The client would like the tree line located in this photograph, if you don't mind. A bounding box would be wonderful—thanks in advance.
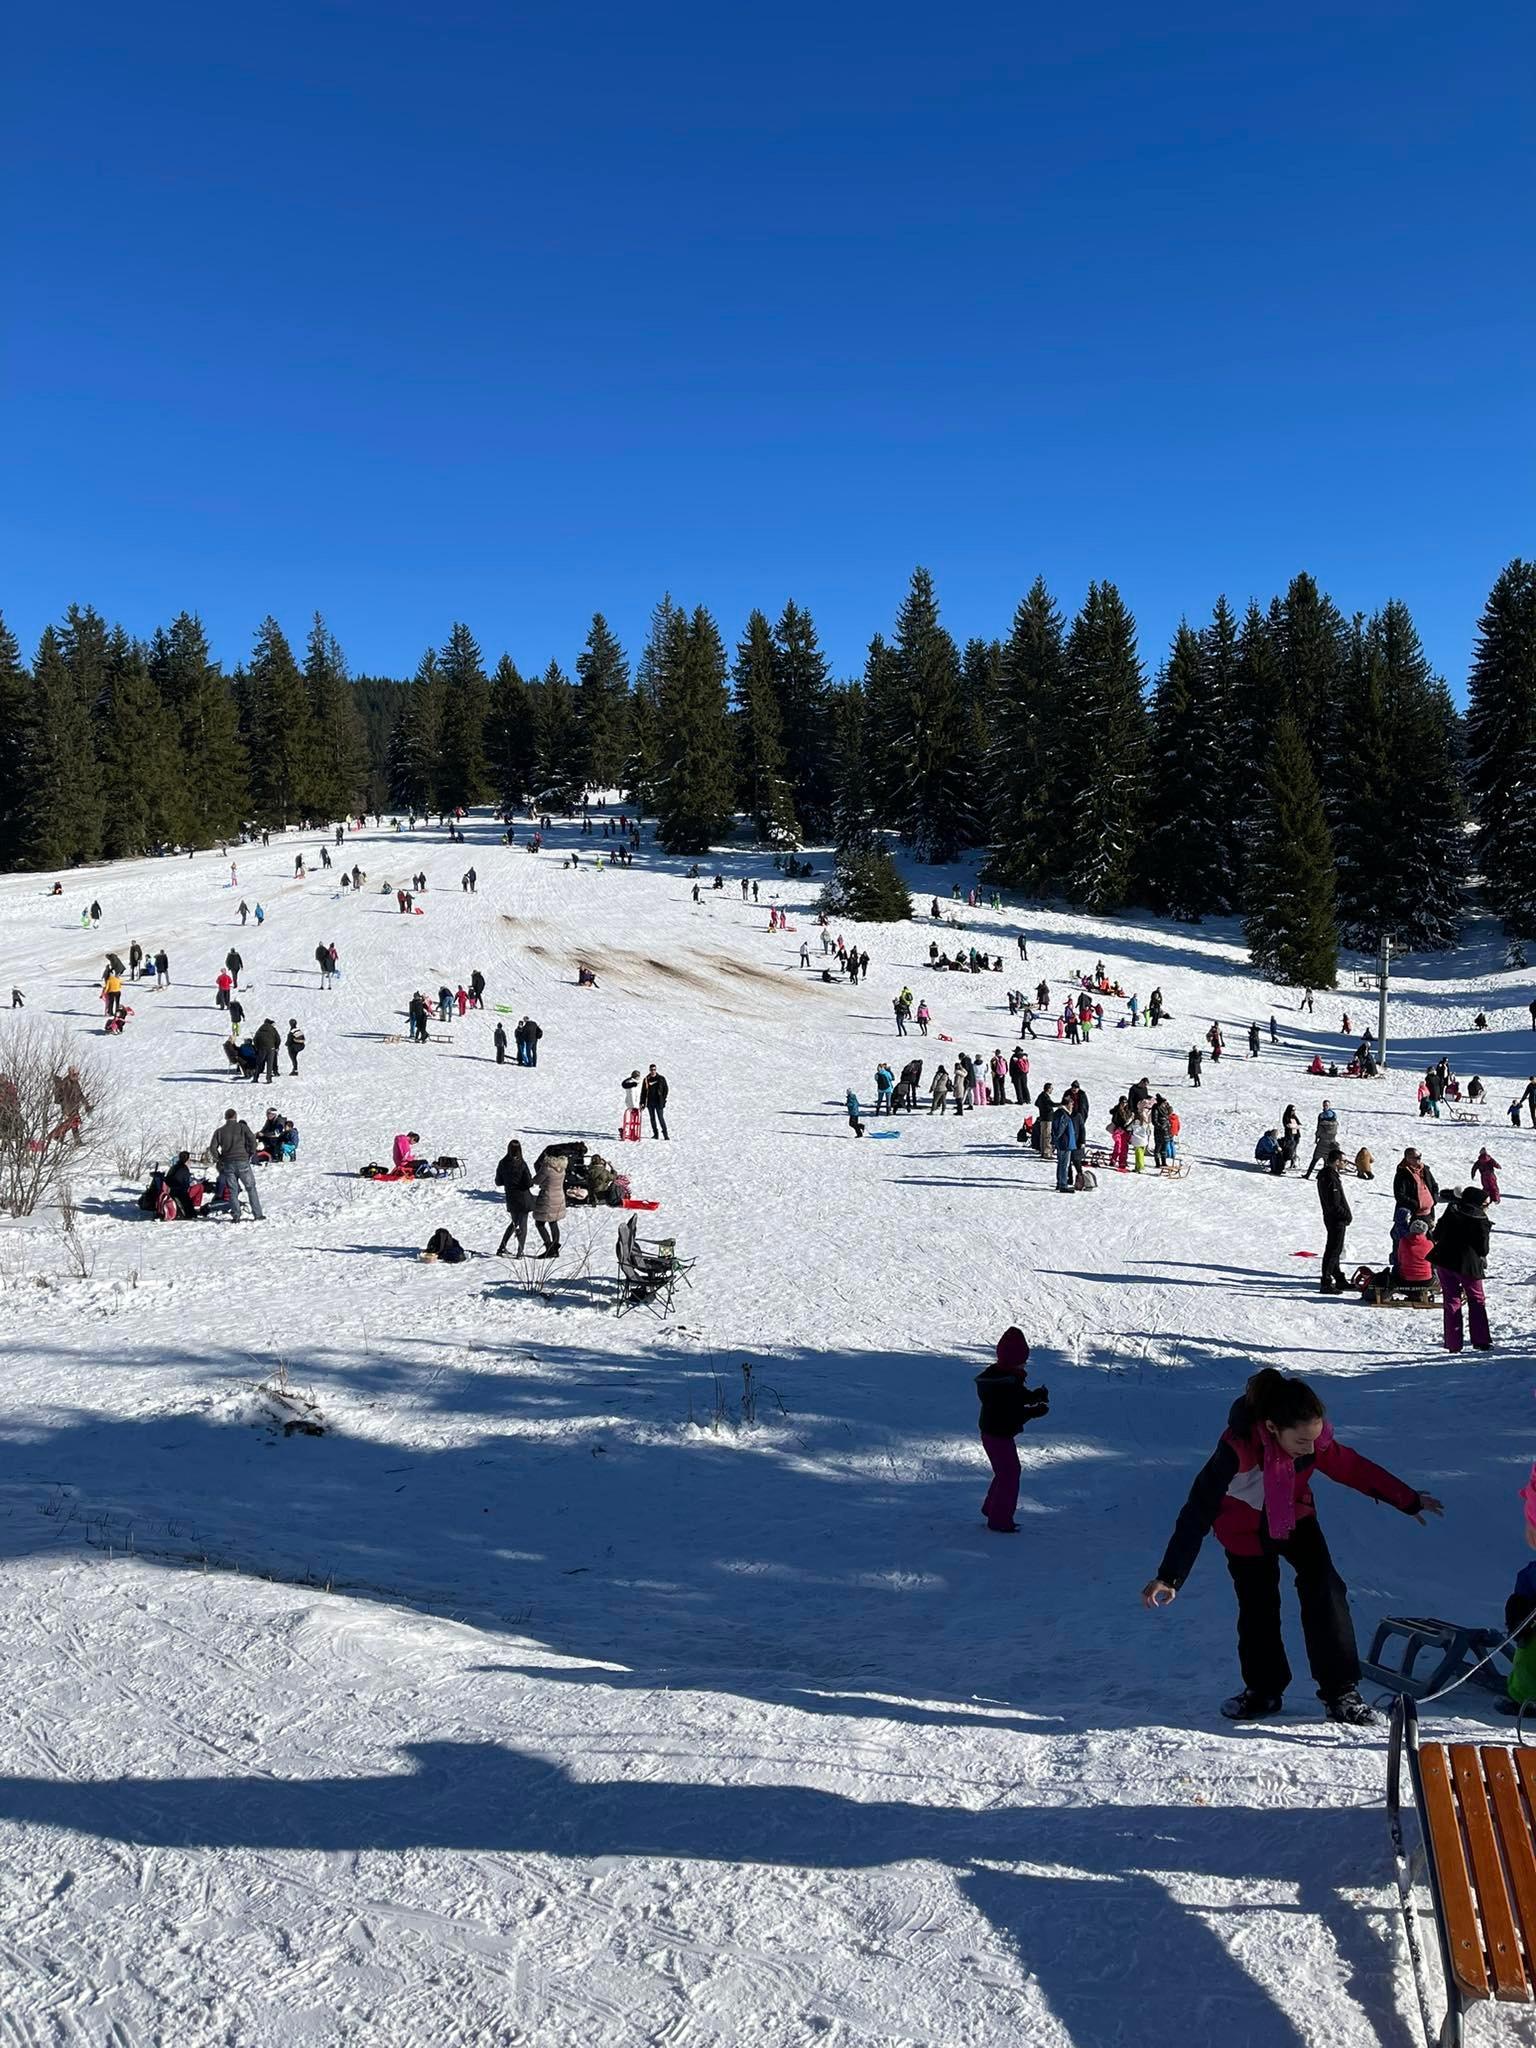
[2,559,1532,985]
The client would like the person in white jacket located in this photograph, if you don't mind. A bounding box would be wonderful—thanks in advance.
[620,1071,642,1142]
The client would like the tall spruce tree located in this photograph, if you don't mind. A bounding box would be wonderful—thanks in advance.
[486,654,536,812]
[0,616,32,869]
[1060,582,1147,909]
[1467,560,1536,931]
[574,614,631,794]
[959,637,1001,850]
[654,606,735,853]
[985,577,1066,889]
[627,594,680,817]
[1379,601,1466,948]
[1328,617,1397,947]
[97,627,181,858]
[435,622,489,811]
[772,601,833,835]
[1243,712,1339,987]
[859,631,905,827]
[889,567,969,861]
[303,613,367,820]
[24,625,102,866]
[243,617,314,826]
[149,612,247,842]
[1223,598,1283,895]
[387,651,443,813]
[826,681,873,851]
[1274,572,1347,767]
[1143,622,1228,919]
[732,609,798,844]
[531,662,583,802]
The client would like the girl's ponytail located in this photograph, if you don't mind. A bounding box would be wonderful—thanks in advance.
[1241,1367,1325,1432]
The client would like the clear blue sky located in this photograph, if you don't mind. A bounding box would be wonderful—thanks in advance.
[4,1,1530,690]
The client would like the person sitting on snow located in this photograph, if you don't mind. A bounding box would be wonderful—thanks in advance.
[392,1131,420,1174]
[1255,1129,1281,1169]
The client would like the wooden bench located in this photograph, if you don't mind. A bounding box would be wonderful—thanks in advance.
[1389,1694,1536,2044]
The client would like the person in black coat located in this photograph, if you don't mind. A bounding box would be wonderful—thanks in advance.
[1430,1187,1493,1352]
[494,1021,508,1066]
[975,1326,1050,1532]
[165,1151,196,1218]
[1316,1148,1352,1293]
[640,1064,669,1139]
[495,1139,535,1256]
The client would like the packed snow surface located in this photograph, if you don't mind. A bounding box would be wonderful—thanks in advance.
[1,815,1534,2047]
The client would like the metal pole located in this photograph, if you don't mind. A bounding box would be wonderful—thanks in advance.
[1378,934,1391,1070]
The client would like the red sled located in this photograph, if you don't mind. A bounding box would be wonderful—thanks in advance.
[622,1198,660,1210]
[938,1032,953,1043]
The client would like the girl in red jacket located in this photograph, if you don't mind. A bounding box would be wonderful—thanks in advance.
[1142,1368,1442,1724]
[1473,1146,1502,1204]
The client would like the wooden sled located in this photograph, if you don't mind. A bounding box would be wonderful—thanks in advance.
[1159,1160,1191,1179]
[1451,1111,1481,1125]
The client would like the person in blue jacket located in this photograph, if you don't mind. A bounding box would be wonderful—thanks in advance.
[846,1090,865,1138]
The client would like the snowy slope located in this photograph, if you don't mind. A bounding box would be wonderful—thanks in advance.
[0,813,1533,2047]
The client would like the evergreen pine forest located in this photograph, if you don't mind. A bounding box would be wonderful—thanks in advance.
[4,560,1534,979]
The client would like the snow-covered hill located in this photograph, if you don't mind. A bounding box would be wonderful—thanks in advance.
[0,812,1533,2047]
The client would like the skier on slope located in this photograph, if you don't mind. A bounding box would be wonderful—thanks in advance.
[1142,1367,1442,1725]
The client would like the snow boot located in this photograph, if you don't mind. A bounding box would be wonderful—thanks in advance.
[1323,1689,1377,1727]
[1220,1689,1283,1722]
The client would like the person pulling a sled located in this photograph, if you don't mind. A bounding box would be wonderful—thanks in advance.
[1142,1367,1442,1724]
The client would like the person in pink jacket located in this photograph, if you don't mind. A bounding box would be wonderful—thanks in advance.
[1473,1146,1502,1204]
[1142,1367,1442,1725]
[392,1131,419,1173]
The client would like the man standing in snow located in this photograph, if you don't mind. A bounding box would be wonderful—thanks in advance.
[1186,1047,1202,1088]
[640,1064,669,1140]
[1316,1146,1352,1293]
[210,1108,264,1221]
[1303,1102,1339,1178]
[522,1017,542,1067]
[226,947,243,989]
[494,1021,508,1065]
[252,1018,281,1083]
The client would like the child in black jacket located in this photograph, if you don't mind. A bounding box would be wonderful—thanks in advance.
[975,1326,1050,1532]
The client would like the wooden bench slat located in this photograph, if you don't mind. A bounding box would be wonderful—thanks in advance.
[1450,1744,1531,2000]
[1420,1744,1490,1998]
[1514,1746,1536,1822]
[1484,1748,1536,1982]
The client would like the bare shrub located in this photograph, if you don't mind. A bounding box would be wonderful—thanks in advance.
[0,1021,113,1216]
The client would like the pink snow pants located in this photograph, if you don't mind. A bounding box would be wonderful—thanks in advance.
[1479,1168,1501,1204]
[981,1434,1020,1530]
[1436,1268,1491,1352]
[1111,1129,1129,1171]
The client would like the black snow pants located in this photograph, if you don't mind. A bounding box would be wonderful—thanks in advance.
[1224,1517,1359,1701]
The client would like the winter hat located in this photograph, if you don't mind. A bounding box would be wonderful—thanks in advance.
[995,1326,1031,1373]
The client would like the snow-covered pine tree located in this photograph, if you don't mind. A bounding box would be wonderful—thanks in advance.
[732,609,799,846]
[984,577,1066,891]
[820,844,912,922]
[1243,712,1339,988]
[772,601,834,836]
[387,650,443,813]
[1143,622,1228,920]
[654,606,736,853]
[1061,581,1147,910]
[1466,560,1536,932]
